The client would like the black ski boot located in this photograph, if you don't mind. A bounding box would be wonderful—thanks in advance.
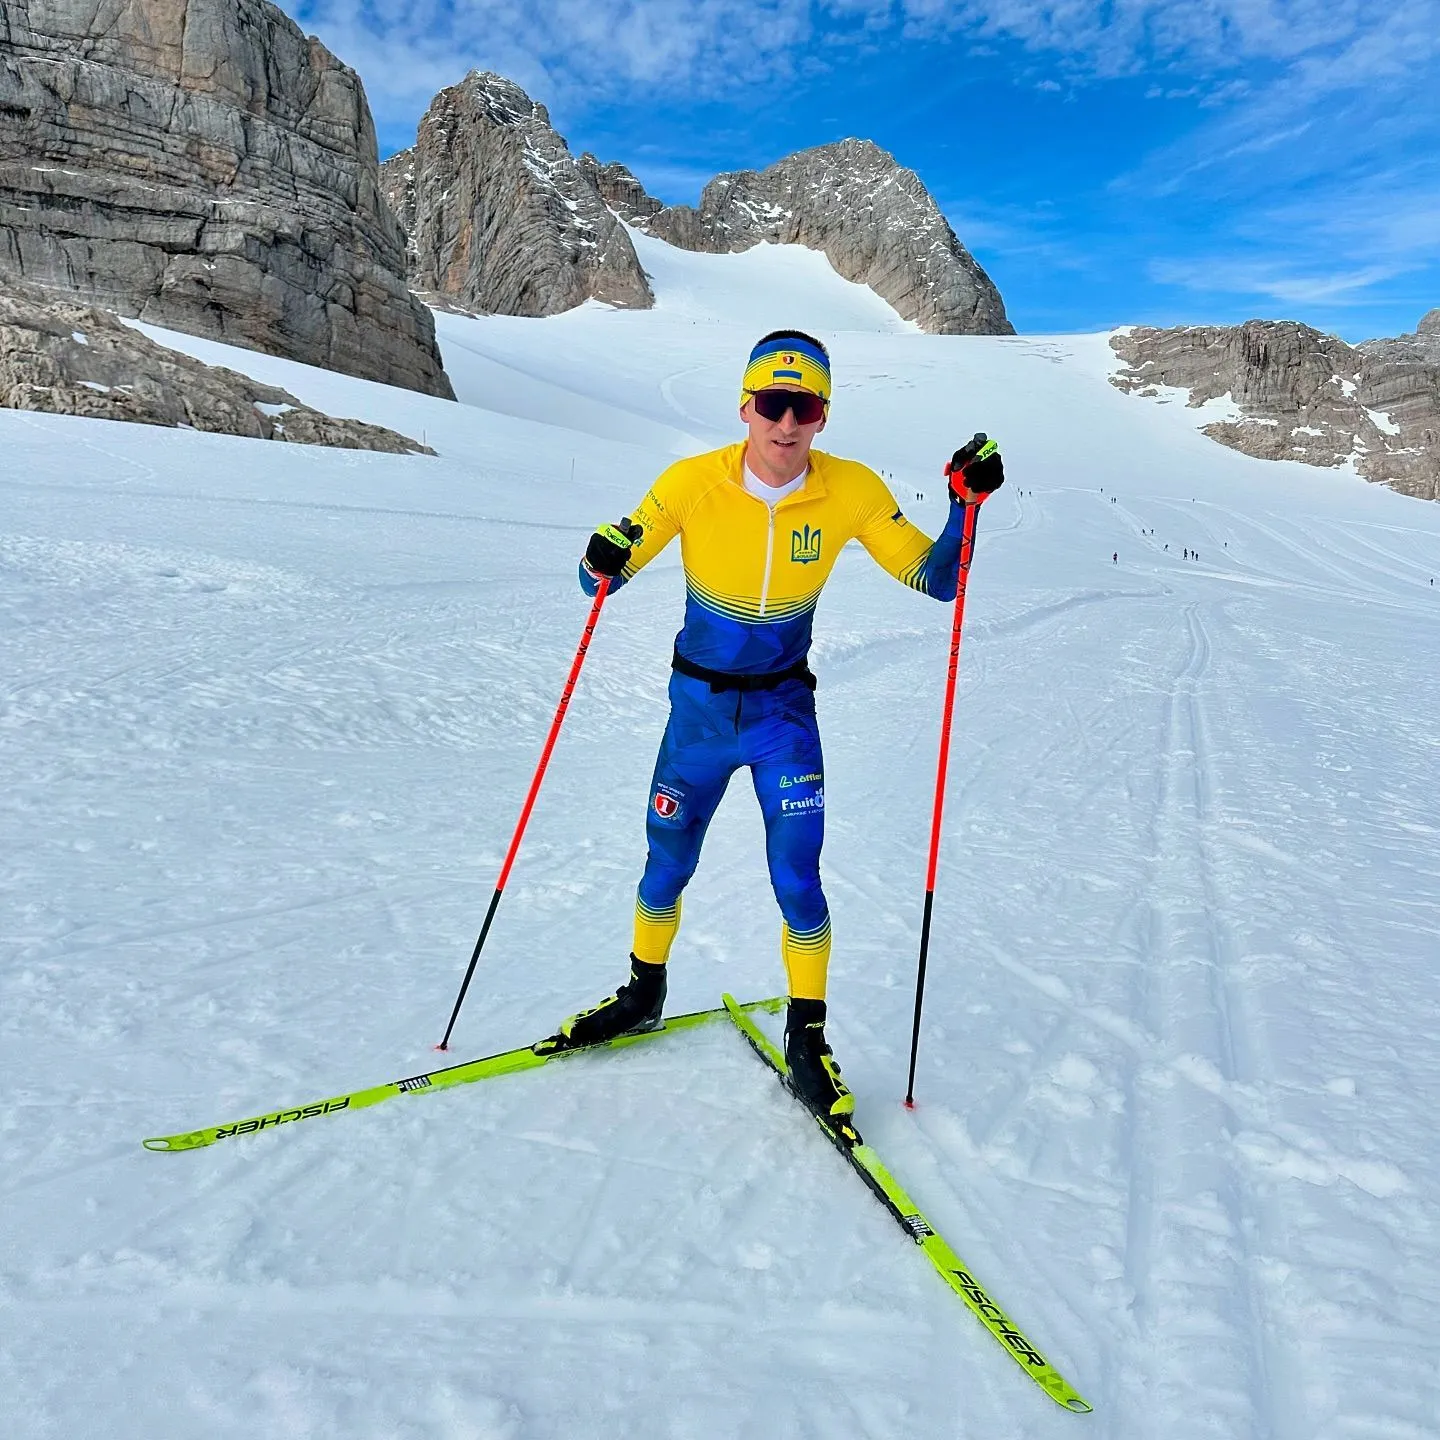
[784,999,855,1121]
[545,956,667,1052]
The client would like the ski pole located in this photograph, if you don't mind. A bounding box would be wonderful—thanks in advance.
[904,436,994,1106]
[437,573,614,1050]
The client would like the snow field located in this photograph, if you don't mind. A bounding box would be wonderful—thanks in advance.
[4,234,1440,1438]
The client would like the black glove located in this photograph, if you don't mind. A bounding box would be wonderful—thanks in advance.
[945,433,1004,502]
[584,516,643,578]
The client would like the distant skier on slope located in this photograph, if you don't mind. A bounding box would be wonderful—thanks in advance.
[557,329,1004,1120]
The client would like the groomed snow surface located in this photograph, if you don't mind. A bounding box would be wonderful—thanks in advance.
[5,232,1440,1439]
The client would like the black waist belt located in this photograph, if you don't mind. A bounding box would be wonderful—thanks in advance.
[671,648,817,693]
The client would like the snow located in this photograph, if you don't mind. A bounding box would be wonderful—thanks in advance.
[1188,390,1247,424]
[5,239,1440,1440]
[1365,406,1402,437]
[1122,381,1246,427]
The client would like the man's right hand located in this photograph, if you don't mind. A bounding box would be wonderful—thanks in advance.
[584,517,643,578]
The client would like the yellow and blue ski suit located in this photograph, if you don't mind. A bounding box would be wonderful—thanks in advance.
[581,442,968,998]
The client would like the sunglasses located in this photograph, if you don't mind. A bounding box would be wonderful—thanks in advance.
[748,388,827,425]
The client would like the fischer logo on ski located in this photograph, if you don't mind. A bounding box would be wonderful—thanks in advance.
[215,1097,350,1140]
[946,1268,1048,1367]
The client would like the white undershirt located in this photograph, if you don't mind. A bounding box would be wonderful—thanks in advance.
[743,462,808,506]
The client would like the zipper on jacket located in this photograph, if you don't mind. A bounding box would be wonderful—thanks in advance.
[758,503,776,616]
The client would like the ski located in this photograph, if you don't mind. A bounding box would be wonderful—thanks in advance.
[722,994,1092,1416]
[144,995,784,1153]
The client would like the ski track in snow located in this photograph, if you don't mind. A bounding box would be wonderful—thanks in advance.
[4,244,1440,1439]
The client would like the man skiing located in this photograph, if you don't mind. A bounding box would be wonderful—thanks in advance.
[554,330,1004,1120]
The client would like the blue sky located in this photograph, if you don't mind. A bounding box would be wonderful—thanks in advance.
[283,1,1439,341]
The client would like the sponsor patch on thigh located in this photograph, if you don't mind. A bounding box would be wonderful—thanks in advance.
[652,783,685,822]
[777,772,824,818]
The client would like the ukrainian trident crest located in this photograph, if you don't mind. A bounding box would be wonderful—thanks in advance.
[791,524,822,564]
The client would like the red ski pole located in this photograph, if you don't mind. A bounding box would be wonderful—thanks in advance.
[904,437,995,1106]
[437,574,613,1050]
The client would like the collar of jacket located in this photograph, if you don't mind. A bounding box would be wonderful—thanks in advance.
[729,442,831,506]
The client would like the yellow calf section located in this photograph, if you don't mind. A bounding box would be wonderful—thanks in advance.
[633,896,682,963]
[782,917,832,999]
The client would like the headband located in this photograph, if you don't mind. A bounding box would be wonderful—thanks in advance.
[741,335,831,408]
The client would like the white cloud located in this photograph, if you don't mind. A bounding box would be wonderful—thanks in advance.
[939,197,1092,272]
[1090,2,1440,304]
[1247,170,1440,284]
[289,0,823,118]
[284,0,1439,131]
[1150,257,1404,306]
[902,0,1374,75]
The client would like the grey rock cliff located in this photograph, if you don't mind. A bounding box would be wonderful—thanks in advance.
[629,139,1012,336]
[0,0,453,398]
[1110,318,1440,502]
[1,281,435,453]
[1355,315,1440,500]
[379,73,653,317]
[576,155,664,226]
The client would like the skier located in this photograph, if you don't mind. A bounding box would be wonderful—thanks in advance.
[558,330,1004,1120]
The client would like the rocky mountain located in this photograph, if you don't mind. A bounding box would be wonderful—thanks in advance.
[576,155,665,227]
[0,282,434,453]
[1111,316,1440,502]
[0,0,453,399]
[625,139,1012,336]
[383,74,1009,335]
[379,73,653,318]
[1356,309,1440,498]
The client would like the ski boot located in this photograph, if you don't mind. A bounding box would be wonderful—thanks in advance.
[784,999,856,1124]
[537,956,667,1055]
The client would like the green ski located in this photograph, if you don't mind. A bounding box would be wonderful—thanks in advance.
[723,994,1092,1416]
[145,996,784,1153]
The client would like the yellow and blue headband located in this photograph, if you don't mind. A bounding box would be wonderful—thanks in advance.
[741,335,831,408]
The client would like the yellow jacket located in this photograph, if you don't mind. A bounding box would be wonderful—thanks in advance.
[584,443,965,674]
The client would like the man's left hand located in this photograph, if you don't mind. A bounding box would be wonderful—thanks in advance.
[946,436,1004,503]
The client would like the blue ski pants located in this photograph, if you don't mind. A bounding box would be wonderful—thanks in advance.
[635,670,831,997]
